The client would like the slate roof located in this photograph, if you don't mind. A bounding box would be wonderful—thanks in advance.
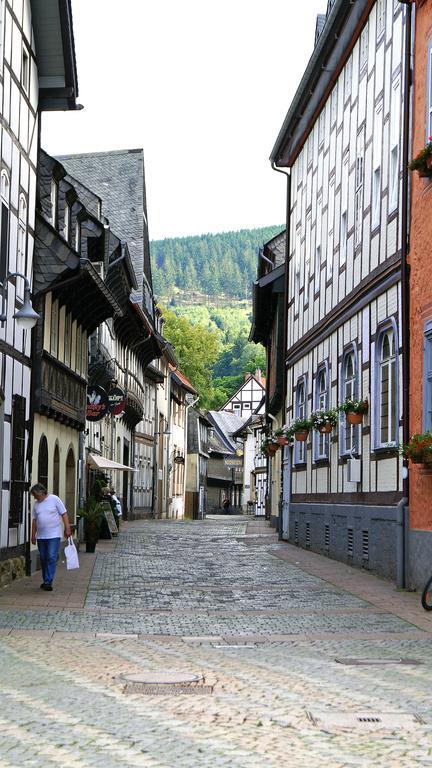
[265,230,286,267]
[56,149,151,294]
[207,410,246,453]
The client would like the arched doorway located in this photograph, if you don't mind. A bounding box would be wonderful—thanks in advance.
[53,444,60,496]
[38,435,49,488]
[65,448,75,518]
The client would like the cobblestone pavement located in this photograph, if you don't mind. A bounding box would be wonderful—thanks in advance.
[0,517,431,767]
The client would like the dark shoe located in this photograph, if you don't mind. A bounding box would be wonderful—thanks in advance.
[40,583,45,589]
[42,584,53,591]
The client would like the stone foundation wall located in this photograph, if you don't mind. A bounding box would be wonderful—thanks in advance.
[0,556,26,587]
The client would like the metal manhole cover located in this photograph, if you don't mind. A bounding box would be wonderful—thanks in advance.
[335,657,422,666]
[120,671,212,695]
[306,711,427,730]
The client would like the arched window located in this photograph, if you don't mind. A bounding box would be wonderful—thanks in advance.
[65,448,75,518]
[37,435,48,488]
[53,443,60,496]
[377,326,398,446]
[295,376,307,465]
[0,170,10,284]
[1,169,10,203]
[17,194,27,298]
[341,347,358,455]
[315,364,329,460]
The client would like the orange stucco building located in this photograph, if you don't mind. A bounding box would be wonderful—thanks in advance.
[408,0,432,588]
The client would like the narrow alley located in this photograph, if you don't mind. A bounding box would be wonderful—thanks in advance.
[0,518,430,767]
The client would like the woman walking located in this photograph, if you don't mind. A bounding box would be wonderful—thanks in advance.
[30,484,72,591]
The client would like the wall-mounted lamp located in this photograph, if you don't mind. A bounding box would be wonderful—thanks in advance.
[0,272,39,330]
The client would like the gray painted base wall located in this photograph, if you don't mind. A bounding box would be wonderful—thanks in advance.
[128,507,154,521]
[289,503,400,581]
[407,529,432,592]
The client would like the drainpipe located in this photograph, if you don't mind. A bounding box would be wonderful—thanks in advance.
[271,162,291,539]
[399,0,413,587]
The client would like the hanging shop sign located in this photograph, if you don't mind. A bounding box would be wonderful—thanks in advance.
[108,386,126,416]
[86,386,110,422]
[224,456,243,469]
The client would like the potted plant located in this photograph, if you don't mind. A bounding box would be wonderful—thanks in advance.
[339,398,369,425]
[290,417,312,442]
[399,433,432,465]
[261,436,279,458]
[409,137,432,178]
[311,408,339,434]
[274,427,291,446]
[78,498,109,553]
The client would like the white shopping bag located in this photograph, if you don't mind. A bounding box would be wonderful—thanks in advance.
[64,536,80,570]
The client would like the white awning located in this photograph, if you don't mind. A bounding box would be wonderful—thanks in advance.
[87,453,136,472]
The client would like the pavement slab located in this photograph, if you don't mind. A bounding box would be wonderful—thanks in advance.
[0,515,431,767]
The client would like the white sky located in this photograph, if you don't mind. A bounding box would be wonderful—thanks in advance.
[41,0,324,241]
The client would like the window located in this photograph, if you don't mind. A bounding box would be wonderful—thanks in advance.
[372,103,383,229]
[17,195,27,299]
[327,178,335,280]
[331,86,337,126]
[424,322,432,431]
[0,170,10,285]
[315,365,329,460]
[377,326,398,446]
[341,348,357,455]
[64,312,72,368]
[294,226,302,312]
[359,25,369,73]
[63,202,71,243]
[75,219,80,252]
[314,197,322,290]
[22,47,29,93]
[50,179,58,227]
[50,300,59,357]
[377,0,385,39]
[340,211,347,267]
[307,134,313,165]
[319,112,325,146]
[10,395,26,526]
[355,129,365,248]
[344,56,353,102]
[305,214,311,304]
[389,78,401,213]
[37,435,49,488]
[295,377,307,464]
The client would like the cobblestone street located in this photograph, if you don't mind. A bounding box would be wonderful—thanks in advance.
[0,517,431,767]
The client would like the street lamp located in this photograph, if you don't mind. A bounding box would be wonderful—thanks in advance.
[0,272,39,330]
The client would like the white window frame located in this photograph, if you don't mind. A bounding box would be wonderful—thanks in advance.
[17,194,27,300]
[305,213,311,305]
[340,347,358,457]
[314,364,330,461]
[344,56,353,103]
[372,102,383,230]
[376,0,385,40]
[327,177,335,280]
[375,323,398,448]
[359,24,369,74]
[294,226,302,313]
[294,376,307,465]
[314,197,322,290]
[355,129,365,248]
[389,77,401,214]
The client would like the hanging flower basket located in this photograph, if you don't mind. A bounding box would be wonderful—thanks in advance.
[400,433,432,466]
[409,138,432,178]
[319,423,333,434]
[339,399,368,425]
[294,429,309,442]
[311,408,338,435]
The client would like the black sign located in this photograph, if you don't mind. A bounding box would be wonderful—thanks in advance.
[108,386,126,416]
[86,386,110,422]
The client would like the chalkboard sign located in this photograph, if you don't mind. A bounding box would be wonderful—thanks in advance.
[104,508,119,537]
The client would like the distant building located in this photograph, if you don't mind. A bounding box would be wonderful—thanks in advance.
[206,411,246,512]
[185,408,211,519]
[219,370,265,419]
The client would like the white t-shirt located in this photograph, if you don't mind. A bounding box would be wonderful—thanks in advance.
[32,494,66,539]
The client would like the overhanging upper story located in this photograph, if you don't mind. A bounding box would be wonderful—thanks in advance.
[30,0,79,111]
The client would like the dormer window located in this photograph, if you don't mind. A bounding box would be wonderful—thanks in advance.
[50,179,58,227]
[63,202,71,243]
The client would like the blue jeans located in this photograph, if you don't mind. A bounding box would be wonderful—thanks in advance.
[37,538,60,585]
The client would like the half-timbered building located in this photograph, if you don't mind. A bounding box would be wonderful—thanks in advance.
[218,370,265,418]
[270,0,409,580]
[0,1,78,584]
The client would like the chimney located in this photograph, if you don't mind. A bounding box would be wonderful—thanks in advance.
[255,368,262,383]
[244,372,250,381]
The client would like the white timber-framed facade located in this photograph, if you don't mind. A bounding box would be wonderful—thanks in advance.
[271,0,409,580]
[0,0,78,583]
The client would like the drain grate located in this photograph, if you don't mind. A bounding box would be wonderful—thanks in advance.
[121,671,212,695]
[335,657,421,666]
[212,644,256,649]
[306,710,427,730]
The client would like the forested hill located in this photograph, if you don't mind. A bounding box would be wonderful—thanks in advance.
[150,225,283,300]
